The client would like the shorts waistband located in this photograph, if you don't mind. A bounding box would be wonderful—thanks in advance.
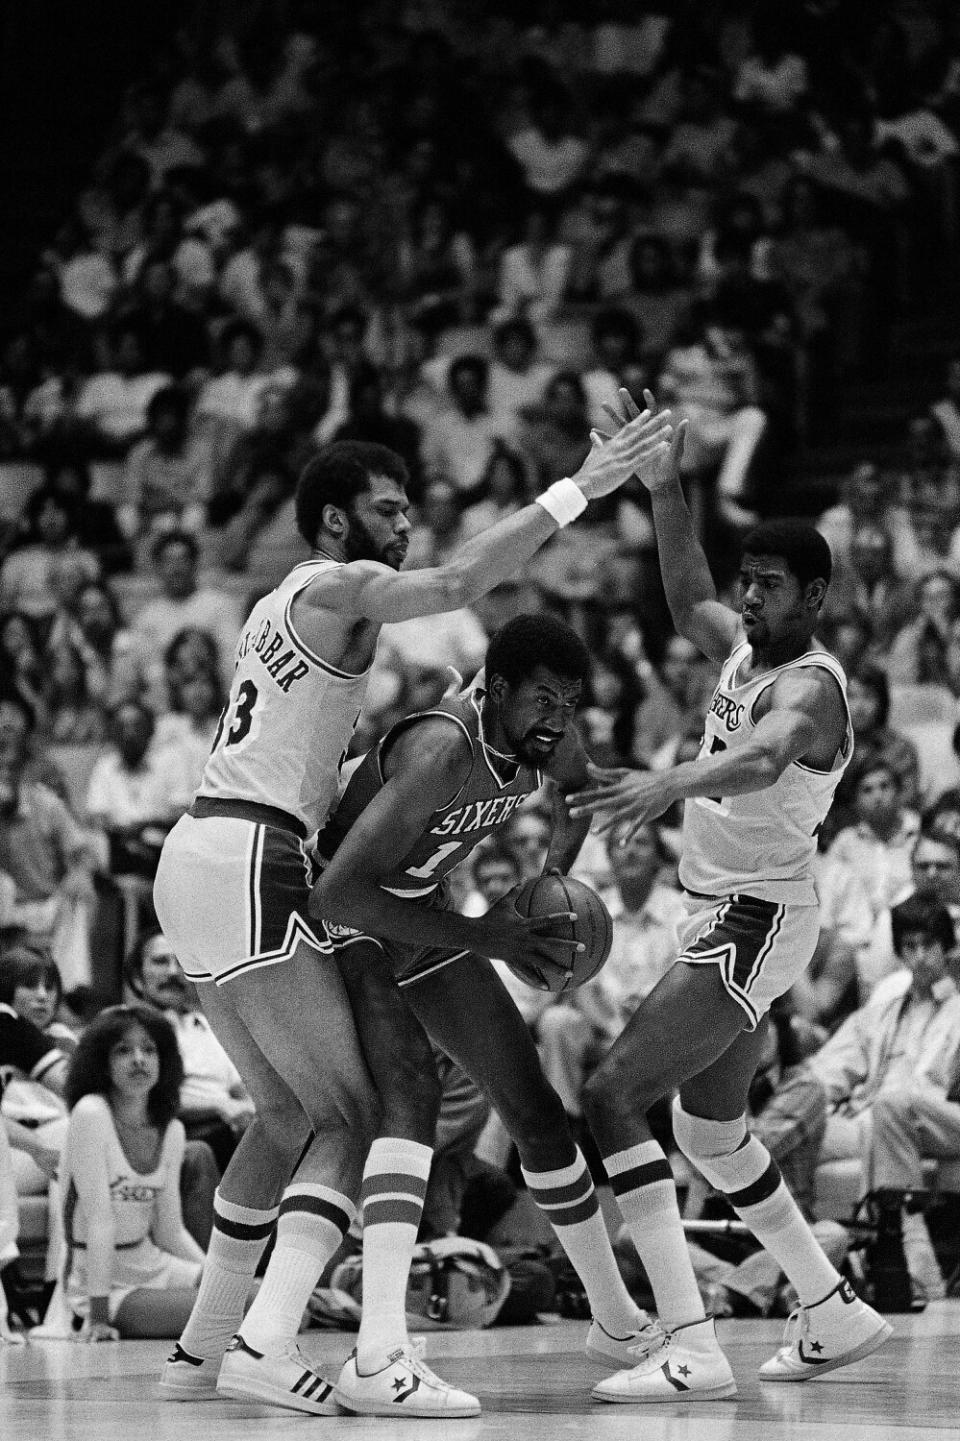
[189,796,306,840]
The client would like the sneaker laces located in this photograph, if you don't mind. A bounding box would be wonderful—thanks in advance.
[396,1338,456,1392]
[776,1304,807,1356]
[626,1318,666,1361]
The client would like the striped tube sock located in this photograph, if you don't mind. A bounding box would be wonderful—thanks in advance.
[179,1192,278,1361]
[700,1134,841,1306]
[356,1137,433,1370]
[522,1148,643,1337]
[605,1141,705,1328]
[240,1182,355,1355]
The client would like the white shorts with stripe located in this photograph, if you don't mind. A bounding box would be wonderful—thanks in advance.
[675,890,820,1030]
[154,808,332,986]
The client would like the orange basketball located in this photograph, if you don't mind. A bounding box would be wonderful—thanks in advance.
[506,874,613,992]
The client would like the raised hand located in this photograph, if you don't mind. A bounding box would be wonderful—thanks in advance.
[567,762,676,840]
[592,388,686,494]
[574,397,673,501]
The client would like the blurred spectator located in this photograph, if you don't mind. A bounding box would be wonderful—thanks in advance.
[0,613,47,723]
[661,66,738,184]
[194,320,275,433]
[125,928,253,1172]
[119,260,210,379]
[859,825,960,999]
[519,368,590,489]
[887,569,958,684]
[405,478,468,571]
[581,308,647,431]
[421,356,508,497]
[828,758,920,920]
[634,634,715,769]
[821,522,914,654]
[0,488,100,635]
[461,444,530,542]
[75,325,172,454]
[505,83,588,202]
[487,320,556,431]
[489,203,572,327]
[119,80,206,188]
[502,803,551,883]
[793,839,875,1029]
[460,838,522,918]
[930,354,960,463]
[84,701,187,876]
[562,179,635,305]
[817,461,894,576]
[153,635,223,803]
[130,530,242,702]
[331,365,423,499]
[397,194,479,337]
[40,217,117,324]
[0,692,98,981]
[45,458,131,575]
[210,382,309,527]
[60,1004,204,1339]
[623,234,693,365]
[48,579,142,711]
[121,384,213,542]
[41,640,108,745]
[843,664,920,812]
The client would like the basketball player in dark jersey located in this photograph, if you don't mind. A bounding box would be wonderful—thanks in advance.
[312,614,656,1416]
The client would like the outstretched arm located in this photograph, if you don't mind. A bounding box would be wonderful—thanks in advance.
[308,405,673,624]
[601,391,739,663]
[569,669,823,839]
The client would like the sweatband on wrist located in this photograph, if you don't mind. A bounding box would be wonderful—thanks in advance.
[535,477,588,528]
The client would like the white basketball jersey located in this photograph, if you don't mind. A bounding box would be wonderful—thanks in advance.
[679,640,852,906]
[199,557,371,835]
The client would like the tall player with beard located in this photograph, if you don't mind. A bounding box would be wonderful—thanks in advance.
[311,614,656,1417]
[568,396,891,1403]
[153,419,673,1416]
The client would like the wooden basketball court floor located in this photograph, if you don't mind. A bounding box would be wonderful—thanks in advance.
[3,1303,959,1441]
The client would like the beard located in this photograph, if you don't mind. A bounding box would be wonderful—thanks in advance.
[344,511,403,569]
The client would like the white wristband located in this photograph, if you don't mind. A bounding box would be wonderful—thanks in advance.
[535,478,588,528]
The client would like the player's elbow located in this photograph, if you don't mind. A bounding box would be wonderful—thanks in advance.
[751,749,785,789]
[433,560,470,610]
[310,870,368,926]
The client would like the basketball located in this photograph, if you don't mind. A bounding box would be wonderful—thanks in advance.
[506,874,613,992]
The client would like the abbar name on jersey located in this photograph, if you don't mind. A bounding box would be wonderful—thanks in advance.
[237,616,311,692]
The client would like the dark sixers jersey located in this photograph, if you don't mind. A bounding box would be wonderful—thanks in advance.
[317,688,542,898]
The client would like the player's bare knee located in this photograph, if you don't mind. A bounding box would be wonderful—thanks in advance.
[380,1062,440,1145]
[253,1100,313,1166]
[499,1077,567,1152]
[582,1055,652,1131]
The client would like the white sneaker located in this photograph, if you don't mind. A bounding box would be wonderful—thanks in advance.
[592,1316,737,1403]
[216,1333,340,1414]
[158,1342,218,1401]
[759,1278,893,1382]
[585,1313,663,1369]
[335,1339,481,1418]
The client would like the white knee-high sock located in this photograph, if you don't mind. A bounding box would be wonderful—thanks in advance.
[604,1141,705,1328]
[240,1182,355,1354]
[522,1148,645,1337]
[356,1138,433,1371]
[180,1191,278,1360]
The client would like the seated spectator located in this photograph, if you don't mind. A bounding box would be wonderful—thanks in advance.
[634,633,716,769]
[125,928,253,1172]
[59,1004,204,1339]
[213,459,307,584]
[821,522,914,655]
[889,473,960,584]
[153,639,223,803]
[930,353,960,463]
[45,457,132,576]
[0,612,47,724]
[420,356,509,499]
[459,839,522,919]
[811,896,960,1299]
[121,384,213,543]
[623,235,692,365]
[0,692,98,981]
[502,804,551,883]
[396,194,479,338]
[130,530,242,704]
[538,823,683,1123]
[0,487,100,637]
[580,308,648,432]
[487,320,556,432]
[194,320,277,436]
[404,478,468,571]
[40,639,107,745]
[887,569,958,685]
[75,324,172,453]
[817,461,896,577]
[518,369,591,490]
[0,949,72,1196]
[49,579,143,711]
[210,382,311,528]
[505,84,588,203]
[844,664,921,812]
[84,701,186,876]
[561,178,636,305]
[460,444,531,542]
[661,67,738,186]
[488,203,572,328]
[120,259,210,380]
[828,758,919,920]
[331,366,423,501]
[859,825,960,999]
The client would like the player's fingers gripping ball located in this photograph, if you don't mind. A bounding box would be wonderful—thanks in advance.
[507,874,613,991]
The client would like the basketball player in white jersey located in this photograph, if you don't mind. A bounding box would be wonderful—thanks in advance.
[152,421,673,1416]
[568,395,891,1403]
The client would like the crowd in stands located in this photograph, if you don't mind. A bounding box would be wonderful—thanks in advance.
[3,0,960,1337]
